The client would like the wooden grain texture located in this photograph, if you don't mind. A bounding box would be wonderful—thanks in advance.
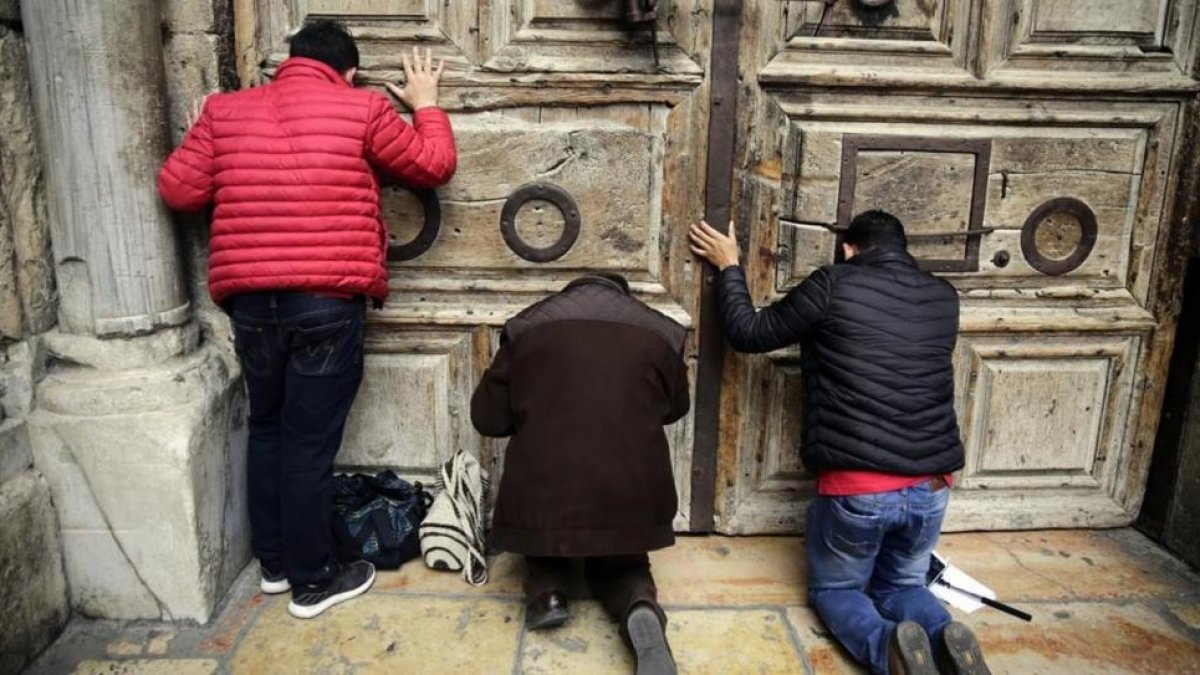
[240,0,712,527]
[716,0,1199,533]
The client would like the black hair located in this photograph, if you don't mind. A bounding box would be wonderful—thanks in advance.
[289,20,359,73]
[597,273,631,294]
[844,210,907,252]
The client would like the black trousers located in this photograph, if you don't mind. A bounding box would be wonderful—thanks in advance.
[227,291,365,586]
[525,554,667,630]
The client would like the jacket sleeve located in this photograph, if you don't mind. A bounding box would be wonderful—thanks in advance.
[158,102,216,212]
[470,335,516,438]
[717,265,833,353]
[365,95,457,188]
[663,341,691,425]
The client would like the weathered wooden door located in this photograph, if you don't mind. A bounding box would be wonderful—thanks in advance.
[235,0,713,528]
[712,0,1199,532]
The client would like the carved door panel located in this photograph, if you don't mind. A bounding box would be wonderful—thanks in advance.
[716,0,1197,532]
[238,0,712,528]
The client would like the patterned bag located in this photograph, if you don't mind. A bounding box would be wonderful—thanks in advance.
[332,470,431,570]
[419,449,490,586]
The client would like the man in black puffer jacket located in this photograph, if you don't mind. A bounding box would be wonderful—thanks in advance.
[690,211,991,675]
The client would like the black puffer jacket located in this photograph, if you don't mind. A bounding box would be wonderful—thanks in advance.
[718,248,963,475]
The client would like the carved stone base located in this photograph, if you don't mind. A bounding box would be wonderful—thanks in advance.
[29,341,248,622]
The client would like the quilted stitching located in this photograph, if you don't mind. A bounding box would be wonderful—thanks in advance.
[507,281,686,353]
[158,57,457,304]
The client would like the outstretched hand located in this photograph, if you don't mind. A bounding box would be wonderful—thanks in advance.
[689,220,740,270]
[385,46,445,111]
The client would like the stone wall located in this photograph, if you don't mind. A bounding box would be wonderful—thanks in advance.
[162,0,239,348]
[0,9,68,672]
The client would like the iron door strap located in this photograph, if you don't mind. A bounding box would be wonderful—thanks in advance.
[690,0,743,533]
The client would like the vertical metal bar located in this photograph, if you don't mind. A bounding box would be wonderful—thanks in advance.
[689,0,742,532]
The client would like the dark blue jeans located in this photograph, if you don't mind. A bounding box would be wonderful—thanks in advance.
[226,292,365,586]
[806,481,952,675]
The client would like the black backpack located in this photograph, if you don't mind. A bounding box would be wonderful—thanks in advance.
[332,471,431,570]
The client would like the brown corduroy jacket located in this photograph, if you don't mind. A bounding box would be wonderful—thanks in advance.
[471,276,690,557]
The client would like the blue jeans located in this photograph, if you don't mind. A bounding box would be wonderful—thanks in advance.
[226,292,365,586]
[806,481,952,675]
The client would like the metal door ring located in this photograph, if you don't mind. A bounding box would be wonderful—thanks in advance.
[388,188,442,262]
[1020,197,1098,276]
[500,183,582,263]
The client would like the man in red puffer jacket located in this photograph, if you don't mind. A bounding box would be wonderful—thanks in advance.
[158,20,456,620]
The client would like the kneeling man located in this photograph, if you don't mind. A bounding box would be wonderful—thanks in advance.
[471,273,689,675]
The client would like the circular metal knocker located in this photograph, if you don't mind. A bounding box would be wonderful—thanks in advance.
[1020,197,1098,276]
[387,188,441,262]
[500,182,582,263]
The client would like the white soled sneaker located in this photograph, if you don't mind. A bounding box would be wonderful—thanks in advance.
[260,561,291,594]
[287,560,376,619]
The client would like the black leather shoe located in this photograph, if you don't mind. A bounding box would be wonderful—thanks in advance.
[888,621,939,675]
[525,591,570,631]
[938,622,992,675]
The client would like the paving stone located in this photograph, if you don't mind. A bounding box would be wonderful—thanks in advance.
[197,592,270,656]
[653,535,807,606]
[522,601,634,674]
[229,594,522,674]
[1165,601,1200,632]
[667,608,804,674]
[935,530,1196,603]
[784,607,859,674]
[74,659,218,675]
[954,601,1200,674]
[372,553,523,597]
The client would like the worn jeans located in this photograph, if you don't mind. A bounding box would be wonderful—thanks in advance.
[226,291,365,586]
[806,481,952,675]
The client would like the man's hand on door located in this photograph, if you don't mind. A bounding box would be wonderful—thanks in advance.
[689,220,740,270]
[386,46,445,111]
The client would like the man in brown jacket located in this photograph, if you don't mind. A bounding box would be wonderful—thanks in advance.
[471,273,690,675]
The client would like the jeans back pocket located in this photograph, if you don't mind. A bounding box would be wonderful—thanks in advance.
[826,496,886,559]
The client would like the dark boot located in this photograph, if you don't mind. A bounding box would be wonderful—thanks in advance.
[525,591,570,631]
[626,603,676,675]
[937,621,992,675]
[888,621,938,675]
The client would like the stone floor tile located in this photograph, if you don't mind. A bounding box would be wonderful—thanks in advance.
[784,607,859,674]
[1165,601,1200,632]
[74,659,218,674]
[668,608,804,674]
[653,535,806,606]
[521,601,635,674]
[229,594,522,674]
[372,553,523,597]
[197,592,270,656]
[954,601,1200,674]
[935,530,1196,603]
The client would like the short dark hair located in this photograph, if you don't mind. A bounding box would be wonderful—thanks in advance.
[597,273,631,294]
[844,210,907,252]
[289,20,359,73]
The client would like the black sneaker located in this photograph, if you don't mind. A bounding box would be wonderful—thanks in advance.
[627,604,676,675]
[260,560,290,595]
[938,621,992,675]
[287,560,376,619]
[888,621,938,675]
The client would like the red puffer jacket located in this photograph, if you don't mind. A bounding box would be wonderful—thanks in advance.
[158,57,457,304]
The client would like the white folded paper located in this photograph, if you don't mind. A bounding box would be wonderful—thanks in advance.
[927,551,996,614]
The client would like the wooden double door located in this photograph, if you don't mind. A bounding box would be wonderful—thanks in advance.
[236,0,1199,533]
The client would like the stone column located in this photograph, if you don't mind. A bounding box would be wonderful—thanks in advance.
[22,0,189,337]
[21,0,249,622]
